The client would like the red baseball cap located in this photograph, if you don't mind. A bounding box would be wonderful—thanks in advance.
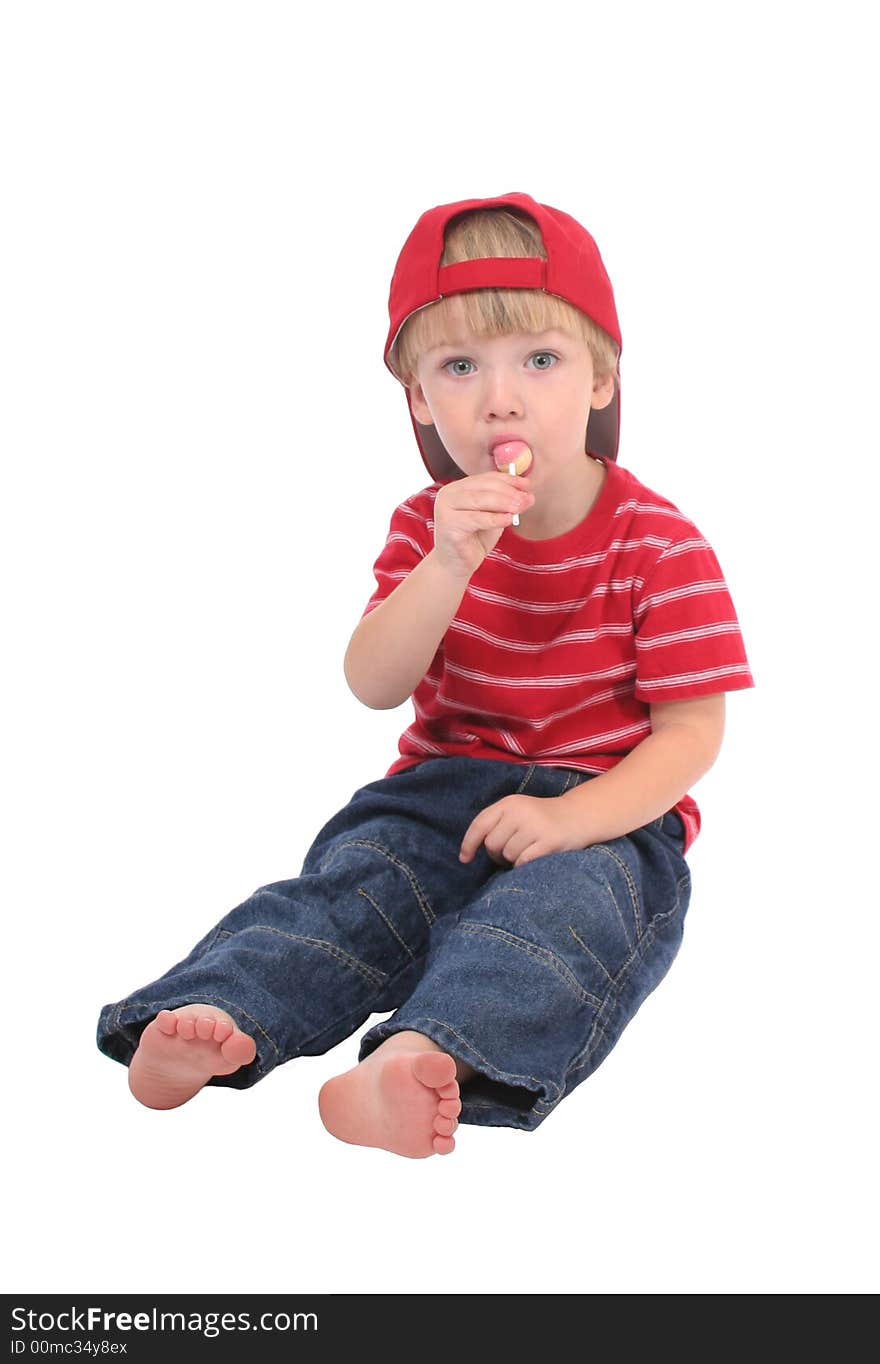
[384,191,622,484]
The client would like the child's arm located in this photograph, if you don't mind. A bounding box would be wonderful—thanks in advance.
[345,472,532,710]
[458,695,726,867]
[556,695,726,843]
[344,549,469,709]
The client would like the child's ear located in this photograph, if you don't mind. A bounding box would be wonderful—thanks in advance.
[409,380,434,425]
[591,372,616,411]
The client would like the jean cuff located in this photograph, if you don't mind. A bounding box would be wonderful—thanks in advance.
[96,993,278,1089]
[357,1016,560,1131]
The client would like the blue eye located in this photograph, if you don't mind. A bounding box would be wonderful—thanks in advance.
[441,352,558,375]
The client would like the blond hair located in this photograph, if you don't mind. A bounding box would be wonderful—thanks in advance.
[389,208,620,389]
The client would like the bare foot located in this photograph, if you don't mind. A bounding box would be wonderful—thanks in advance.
[127,1004,257,1110]
[317,1039,463,1158]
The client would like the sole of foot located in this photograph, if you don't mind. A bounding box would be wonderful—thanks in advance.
[127,1004,257,1110]
[318,1048,462,1158]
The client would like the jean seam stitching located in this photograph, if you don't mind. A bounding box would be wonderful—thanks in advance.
[593,845,641,943]
[567,929,657,1081]
[565,877,688,1080]
[515,764,537,794]
[357,887,418,960]
[106,1000,125,1038]
[321,838,437,927]
[234,924,388,989]
[462,1097,551,1108]
[389,1014,561,1100]
[286,950,431,1059]
[458,921,604,1009]
[567,925,614,982]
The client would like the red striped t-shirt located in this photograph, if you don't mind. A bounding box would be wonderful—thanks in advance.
[360,455,754,854]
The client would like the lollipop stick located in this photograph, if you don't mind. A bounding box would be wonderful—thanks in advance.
[509,462,519,525]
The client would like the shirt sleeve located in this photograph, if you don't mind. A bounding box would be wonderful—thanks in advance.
[360,494,433,619]
[633,529,755,702]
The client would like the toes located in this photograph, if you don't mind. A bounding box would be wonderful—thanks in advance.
[150,1007,250,1063]
[221,1030,257,1067]
[438,1097,461,1119]
[432,1134,455,1156]
[437,1080,460,1100]
[433,1115,457,1137]
[412,1052,457,1090]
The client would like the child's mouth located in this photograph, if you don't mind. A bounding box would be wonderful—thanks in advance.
[489,439,533,477]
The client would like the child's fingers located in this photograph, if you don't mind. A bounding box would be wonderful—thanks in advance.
[447,487,533,514]
[475,471,533,491]
[445,501,534,534]
[452,511,524,532]
[459,803,505,861]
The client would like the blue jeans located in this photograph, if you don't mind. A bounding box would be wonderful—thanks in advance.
[97,757,691,1131]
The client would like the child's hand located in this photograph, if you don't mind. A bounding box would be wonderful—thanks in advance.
[459,794,585,870]
[433,472,535,579]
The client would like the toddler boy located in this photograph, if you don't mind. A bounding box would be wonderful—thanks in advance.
[97,191,754,1157]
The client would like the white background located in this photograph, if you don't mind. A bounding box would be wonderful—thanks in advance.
[3,0,877,1296]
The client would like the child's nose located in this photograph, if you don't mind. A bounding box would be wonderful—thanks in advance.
[483,369,524,415]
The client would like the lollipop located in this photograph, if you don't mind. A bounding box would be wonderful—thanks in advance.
[492,440,533,524]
